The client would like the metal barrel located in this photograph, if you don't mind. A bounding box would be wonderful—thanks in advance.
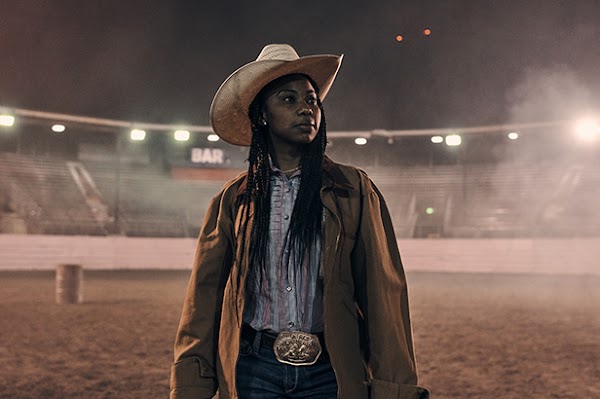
[55,264,83,304]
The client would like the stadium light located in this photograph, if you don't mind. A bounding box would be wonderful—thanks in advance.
[445,134,462,146]
[574,117,599,142]
[0,114,15,127]
[508,132,519,140]
[52,124,66,133]
[207,133,220,142]
[431,135,443,144]
[130,129,146,141]
[174,130,190,141]
[354,137,368,145]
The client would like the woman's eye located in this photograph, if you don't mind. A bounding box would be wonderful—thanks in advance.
[307,97,317,105]
[283,96,295,103]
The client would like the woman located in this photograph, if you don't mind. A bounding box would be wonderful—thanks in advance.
[170,44,428,399]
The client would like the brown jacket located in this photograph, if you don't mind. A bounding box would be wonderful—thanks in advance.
[170,157,429,399]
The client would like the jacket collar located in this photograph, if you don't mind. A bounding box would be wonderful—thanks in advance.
[235,155,355,198]
[322,156,355,194]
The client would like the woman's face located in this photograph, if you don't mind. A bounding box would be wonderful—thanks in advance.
[261,75,321,153]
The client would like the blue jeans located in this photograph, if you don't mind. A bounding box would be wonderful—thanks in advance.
[236,331,338,398]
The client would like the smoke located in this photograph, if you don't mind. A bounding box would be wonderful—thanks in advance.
[506,65,595,124]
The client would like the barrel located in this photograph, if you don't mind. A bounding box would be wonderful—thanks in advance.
[55,264,83,304]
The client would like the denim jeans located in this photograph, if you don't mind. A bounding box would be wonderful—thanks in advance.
[236,331,338,398]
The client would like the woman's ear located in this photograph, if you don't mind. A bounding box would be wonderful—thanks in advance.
[260,111,268,126]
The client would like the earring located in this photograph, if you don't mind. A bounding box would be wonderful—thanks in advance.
[261,119,267,126]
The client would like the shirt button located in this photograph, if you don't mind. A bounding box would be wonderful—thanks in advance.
[288,322,295,328]
[284,215,289,220]
[286,286,292,292]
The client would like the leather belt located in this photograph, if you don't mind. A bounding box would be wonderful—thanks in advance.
[241,324,329,365]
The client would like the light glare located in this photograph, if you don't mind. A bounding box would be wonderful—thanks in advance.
[354,137,368,145]
[445,134,462,146]
[174,130,190,141]
[431,135,443,144]
[207,134,220,142]
[130,129,146,141]
[508,132,519,140]
[574,118,600,142]
[0,114,15,127]
[52,124,66,133]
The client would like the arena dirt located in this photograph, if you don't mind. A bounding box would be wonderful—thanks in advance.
[0,270,598,399]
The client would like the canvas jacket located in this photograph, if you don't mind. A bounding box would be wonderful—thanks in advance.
[170,157,429,399]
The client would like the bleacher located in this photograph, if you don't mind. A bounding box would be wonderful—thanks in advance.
[364,159,600,238]
[1,152,599,238]
[81,160,225,237]
[0,153,106,235]
[544,162,600,236]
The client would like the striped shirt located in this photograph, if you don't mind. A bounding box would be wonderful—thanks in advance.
[242,165,324,333]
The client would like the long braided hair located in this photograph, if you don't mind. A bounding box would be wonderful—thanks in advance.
[236,74,328,296]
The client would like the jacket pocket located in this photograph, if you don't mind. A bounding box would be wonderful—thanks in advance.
[370,379,429,399]
[370,378,398,399]
[170,356,216,388]
[342,296,359,320]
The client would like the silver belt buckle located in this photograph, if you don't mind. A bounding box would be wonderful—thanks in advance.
[273,331,322,366]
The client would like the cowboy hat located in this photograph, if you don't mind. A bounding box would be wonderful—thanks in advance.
[209,44,343,146]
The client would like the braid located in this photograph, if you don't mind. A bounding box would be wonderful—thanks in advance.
[236,75,327,298]
[286,99,326,266]
[236,101,272,294]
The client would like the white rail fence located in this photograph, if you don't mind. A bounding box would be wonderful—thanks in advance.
[0,235,598,275]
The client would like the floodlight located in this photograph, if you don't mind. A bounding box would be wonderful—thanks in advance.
[174,130,190,141]
[130,129,146,141]
[445,134,462,146]
[52,124,66,133]
[508,132,519,140]
[574,117,599,142]
[431,135,443,144]
[354,137,368,145]
[207,134,220,142]
[0,114,15,127]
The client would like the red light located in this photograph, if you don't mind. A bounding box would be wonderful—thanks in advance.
[396,35,403,42]
[424,29,431,36]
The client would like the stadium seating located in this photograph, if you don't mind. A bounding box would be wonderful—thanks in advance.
[364,159,600,238]
[81,160,224,237]
[0,153,106,235]
[1,151,599,238]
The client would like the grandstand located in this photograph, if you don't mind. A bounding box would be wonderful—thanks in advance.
[0,152,104,235]
[1,127,599,239]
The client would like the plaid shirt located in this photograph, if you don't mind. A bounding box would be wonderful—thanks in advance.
[242,165,324,333]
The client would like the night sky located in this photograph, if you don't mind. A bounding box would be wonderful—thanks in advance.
[1,0,599,132]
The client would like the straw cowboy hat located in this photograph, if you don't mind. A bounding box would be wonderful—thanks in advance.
[209,44,343,146]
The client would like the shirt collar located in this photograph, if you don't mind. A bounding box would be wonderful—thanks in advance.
[236,155,356,198]
[268,156,301,178]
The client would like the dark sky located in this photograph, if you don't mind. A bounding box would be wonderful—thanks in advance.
[1,0,599,131]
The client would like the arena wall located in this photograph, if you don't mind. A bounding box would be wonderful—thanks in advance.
[0,234,597,275]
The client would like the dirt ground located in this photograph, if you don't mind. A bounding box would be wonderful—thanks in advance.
[0,270,598,399]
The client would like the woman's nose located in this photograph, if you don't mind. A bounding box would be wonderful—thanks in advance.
[298,105,313,115]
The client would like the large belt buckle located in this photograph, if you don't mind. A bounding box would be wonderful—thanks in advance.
[273,331,322,366]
